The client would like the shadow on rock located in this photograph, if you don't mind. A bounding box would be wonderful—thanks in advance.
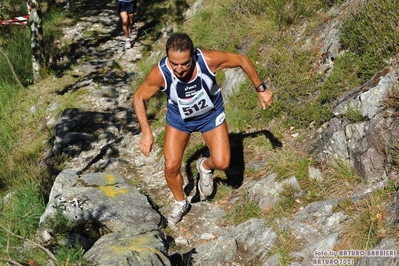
[185,129,282,203]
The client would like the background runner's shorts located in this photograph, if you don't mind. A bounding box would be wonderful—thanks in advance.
[117,1,137,14]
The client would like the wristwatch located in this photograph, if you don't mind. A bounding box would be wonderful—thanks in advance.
[256,82,267,92]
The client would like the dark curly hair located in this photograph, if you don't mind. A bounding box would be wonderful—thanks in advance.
[166,33,194,56]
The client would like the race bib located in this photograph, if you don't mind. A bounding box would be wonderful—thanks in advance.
[177,87,214,120]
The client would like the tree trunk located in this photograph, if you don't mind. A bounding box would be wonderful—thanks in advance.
[28,0,46,83]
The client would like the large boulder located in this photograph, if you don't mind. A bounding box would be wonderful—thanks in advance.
[84,229,170,266]
[38,170,167,264]
[314,67,399,183]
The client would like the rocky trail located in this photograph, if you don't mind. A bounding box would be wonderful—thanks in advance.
[48,0,264,256]
[38,0,399,265]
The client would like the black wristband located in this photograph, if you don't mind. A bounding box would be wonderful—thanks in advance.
[256,82,266,92]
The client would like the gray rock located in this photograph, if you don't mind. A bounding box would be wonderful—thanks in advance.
[308,166,323,182]
[315,67,399,183]
[300,233,339,266]
[356,238,399,266]
[84,229,170,266]
[290,200,343,245]
[248,173,302,210]
[191,234,237,265]
[232,218,277,262]
[222,68,247,102]
[262,254,281,266]
[39,169,161,238]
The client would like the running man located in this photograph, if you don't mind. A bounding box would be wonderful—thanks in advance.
[133,33,273,225]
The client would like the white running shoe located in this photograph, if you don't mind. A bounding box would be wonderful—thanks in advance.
[196,157,214,199]
[167,200,189,225]
[125,39,131,49]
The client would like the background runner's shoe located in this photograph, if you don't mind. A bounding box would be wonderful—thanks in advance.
[196,157,214,199]
[167,200,189,225]
[125,39,131,49]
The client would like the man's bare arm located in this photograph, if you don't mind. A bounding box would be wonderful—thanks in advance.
[202,49,273,109]
[132,66,164,156]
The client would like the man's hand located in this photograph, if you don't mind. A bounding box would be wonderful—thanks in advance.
[258,89,273,110]
[139,133,154,157]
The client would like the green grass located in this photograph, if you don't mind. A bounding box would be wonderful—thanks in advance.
[0,182,44,237]
[266,147,311,182]
[0,0,30,20]
[345,104,365,122]
[382,85,399,112]
[0,81,20,152]
[212,182,233,202]
[269,228,296,266]
[340,0,399,80]
[181,0,348,132]
[262,149,364,220]
[339,185,396,251]
[302,158,363,204]
[0,27,32,85]
[55,245,88,266]
[0,3,82,264]
[224,193,262,225]
[180,0,399,132]
[0,182,46,262]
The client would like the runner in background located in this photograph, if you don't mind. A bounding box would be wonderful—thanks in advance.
[116,0,137,49]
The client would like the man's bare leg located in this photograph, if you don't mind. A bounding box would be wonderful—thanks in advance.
[201,122,230,171]
[119,11,129,39]
[163,124,190,201]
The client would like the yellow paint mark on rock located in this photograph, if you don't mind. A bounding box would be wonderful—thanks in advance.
[114,235,148,254]
[99,174,129,198]
[109,235,164,258]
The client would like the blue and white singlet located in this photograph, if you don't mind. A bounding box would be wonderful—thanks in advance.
[159,48,226,134]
